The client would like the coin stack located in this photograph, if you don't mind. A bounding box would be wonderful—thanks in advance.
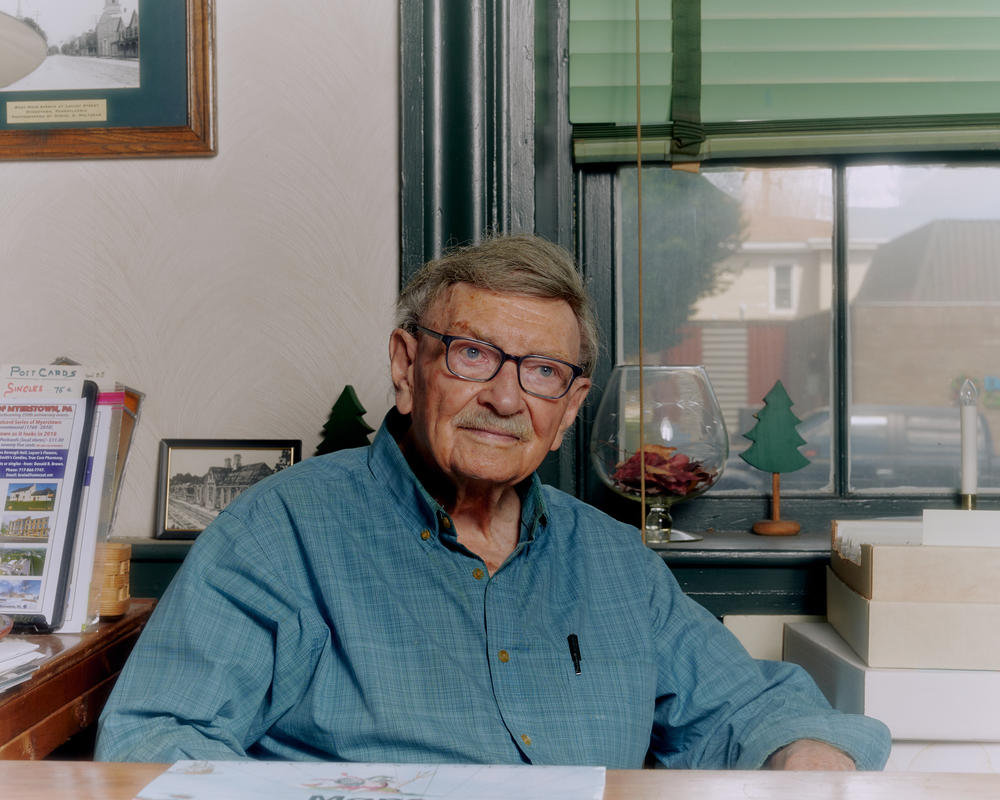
[98,542,132,619]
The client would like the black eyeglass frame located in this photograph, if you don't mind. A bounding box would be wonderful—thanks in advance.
[412,325,584,400]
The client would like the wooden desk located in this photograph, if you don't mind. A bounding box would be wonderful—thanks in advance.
[0,599,155,759]
[1,761,999,799]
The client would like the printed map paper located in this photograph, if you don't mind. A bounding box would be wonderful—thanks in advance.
[134,760,606,800]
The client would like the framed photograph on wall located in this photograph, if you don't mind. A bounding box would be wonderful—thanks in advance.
[0,0,216,160]
[155,439,301,540]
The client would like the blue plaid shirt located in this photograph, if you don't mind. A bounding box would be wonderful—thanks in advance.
[97,411,889,768]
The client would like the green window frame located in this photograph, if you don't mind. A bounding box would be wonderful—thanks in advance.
[577,157,1000,535]
[400,1,999,534]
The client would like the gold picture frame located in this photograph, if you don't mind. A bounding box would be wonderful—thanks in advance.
[0,0,216,160]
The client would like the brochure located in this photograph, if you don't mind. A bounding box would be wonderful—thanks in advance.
[0,383,96,629]
[136,761,606,800]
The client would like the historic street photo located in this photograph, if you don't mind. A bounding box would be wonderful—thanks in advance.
[156,440,302,539]
[1,0,140,91]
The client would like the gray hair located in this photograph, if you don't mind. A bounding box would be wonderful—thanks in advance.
[396,234,599,377]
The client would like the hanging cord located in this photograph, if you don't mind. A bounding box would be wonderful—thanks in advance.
[634,0,646,545]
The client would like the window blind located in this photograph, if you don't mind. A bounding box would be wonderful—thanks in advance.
[569,0,1000,162]
[569,0,673,127]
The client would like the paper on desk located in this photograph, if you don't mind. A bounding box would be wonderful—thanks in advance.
[135,760,606,800]
[0,631,44,696]
[0,639,40,665]
[0,661,40,693]
[0,649,43,672]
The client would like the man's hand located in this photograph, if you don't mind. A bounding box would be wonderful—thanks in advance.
[764,739,857,771]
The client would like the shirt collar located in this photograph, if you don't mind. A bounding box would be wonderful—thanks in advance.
[518,472,548,543]
[367,409,443,536]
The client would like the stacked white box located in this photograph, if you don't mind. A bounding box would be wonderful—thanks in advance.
[830,520,1000,604]
[825,566,1000,670]
[784,621,1000,773]
[789,515,1000,771]
[826,516,1000,670]
[784,622,1000,741]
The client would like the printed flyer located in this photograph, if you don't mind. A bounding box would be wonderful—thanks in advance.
[0,390,94,628]
[136,760,606,800]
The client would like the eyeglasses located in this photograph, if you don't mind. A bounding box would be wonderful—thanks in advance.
[414,325,583,400]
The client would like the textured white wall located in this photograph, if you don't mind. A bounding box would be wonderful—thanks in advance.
[3,2,400,538]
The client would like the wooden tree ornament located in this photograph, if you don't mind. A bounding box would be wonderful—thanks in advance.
[740,380,810,535]
[315,385,375,456]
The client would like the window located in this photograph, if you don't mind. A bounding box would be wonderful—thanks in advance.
[567,1,1000,527]
[591,161,1000,516]
[845,164,1000,494]
[398,2,1000,526]
[770,264,794,313]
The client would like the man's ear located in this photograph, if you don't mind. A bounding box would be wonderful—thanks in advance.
[389,328,418,415]
[550,377,592,451]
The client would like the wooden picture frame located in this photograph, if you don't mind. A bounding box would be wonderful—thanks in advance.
[155,439,301,540]
[0,0,216,160]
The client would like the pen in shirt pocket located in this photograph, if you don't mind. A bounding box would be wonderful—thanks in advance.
[567,633,582,675]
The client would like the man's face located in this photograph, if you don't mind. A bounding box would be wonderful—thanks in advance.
[390,283,591,492]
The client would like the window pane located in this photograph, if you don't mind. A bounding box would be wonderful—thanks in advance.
[847,164,1000,493]
[771,264,794,312]
[617,165,833,493]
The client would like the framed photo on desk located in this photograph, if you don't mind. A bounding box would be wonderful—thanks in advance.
[155,439,301,540]
[0,0,216,160]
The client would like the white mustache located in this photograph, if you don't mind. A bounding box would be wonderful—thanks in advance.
[454,409,532,440]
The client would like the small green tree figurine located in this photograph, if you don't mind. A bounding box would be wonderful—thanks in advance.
[315,385,375,456]
[740,380,809,535]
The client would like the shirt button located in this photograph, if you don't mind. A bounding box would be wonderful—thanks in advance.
[521,734,532,747]
[420,530,431,540]
[498,650,510,663]
[472,568,484,580]
[441,516,452,529]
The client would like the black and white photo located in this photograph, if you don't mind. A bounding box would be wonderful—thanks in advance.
[156,440,301,539]
[0,0,140,92]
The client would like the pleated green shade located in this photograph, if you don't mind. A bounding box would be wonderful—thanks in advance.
[570,15,673,126]
[569,0,1000,159]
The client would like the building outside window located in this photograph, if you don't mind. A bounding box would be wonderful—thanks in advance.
[611,162,1000,499]
[770,264,794,313]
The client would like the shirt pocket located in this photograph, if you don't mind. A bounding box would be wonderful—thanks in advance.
[527,650,657,767]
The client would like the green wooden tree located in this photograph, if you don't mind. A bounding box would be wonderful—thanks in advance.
[315,385,375,456]
[740,380,809,535]
[741,380,810,474]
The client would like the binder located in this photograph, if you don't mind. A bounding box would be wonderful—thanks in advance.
[53,391,116,633]
[54,385,143,632]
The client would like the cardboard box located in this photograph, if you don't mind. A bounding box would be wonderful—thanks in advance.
[723,614,825,660]
[886,742,1000,773]
[831,543,1000,604]
[784,622,1000,741]
[831,518,1000,603]
[923,509,1000,547]
[825,567,1000,670]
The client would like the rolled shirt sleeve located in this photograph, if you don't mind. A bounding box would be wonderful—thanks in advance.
[96,507,324,762]
[640,547,890,769]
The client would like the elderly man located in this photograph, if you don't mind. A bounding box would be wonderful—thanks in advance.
[97,235,890,769]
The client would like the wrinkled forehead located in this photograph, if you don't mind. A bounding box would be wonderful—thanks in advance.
[425,283,582,355]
